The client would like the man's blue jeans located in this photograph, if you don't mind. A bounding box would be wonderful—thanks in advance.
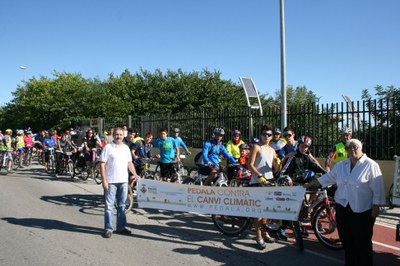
[104,182,128,232]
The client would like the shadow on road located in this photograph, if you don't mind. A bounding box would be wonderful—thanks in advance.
[1,217,102,235]
[41,193,104,216]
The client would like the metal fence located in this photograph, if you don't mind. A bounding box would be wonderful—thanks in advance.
[101,97,398,160]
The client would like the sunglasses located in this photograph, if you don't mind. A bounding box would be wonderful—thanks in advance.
[284,134,293,138]
[262,133,273,137]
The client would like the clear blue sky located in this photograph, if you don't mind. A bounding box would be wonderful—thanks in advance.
[1,0,399,106]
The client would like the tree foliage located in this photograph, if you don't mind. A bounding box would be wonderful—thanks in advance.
[0,69,247,131]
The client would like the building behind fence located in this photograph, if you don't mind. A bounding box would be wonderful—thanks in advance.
[96,98,398,160]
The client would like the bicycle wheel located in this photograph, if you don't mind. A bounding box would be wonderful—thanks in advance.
[229,178,239,187]
[388,183,394,208]
[211,214,251,237]
[153,165,161,181]
[141,170,154,180]
[12,155,20,170]
[0,154,8,174]
[179,166,189,177]
[291,221,304,252]
[182,177,195,185]
[94,161,102,184]
[68,160,75,179]
[48,156,56,175]
[38,152,44,165]
[312,201,342,250]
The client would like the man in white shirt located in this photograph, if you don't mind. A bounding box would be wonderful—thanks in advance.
[306,139,385,266]
[100,128,139,238]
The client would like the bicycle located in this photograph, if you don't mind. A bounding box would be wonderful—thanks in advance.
[88,148,100,181]
[183,164,231,187]
[0,150,11,174]
[46,147,56,176]
[55,151,76,179]
[12,149,24,170]
[74,149,89,181]
[23,147,33,166]
[153,159,184,184]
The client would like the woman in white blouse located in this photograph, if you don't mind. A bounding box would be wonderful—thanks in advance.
[306,139,385,266]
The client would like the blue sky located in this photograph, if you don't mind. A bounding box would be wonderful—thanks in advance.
[1,0,399,107]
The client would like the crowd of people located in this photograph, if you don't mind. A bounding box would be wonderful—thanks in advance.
[0,125,386,265]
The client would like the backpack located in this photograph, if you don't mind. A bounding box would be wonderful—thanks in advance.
[194,143,220,166]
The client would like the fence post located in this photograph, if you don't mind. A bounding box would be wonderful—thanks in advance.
[248,107,254,139]
[127,115,132,129]
[202,109,205,142]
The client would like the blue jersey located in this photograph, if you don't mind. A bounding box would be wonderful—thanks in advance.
[152,137,177,163]
[172,136,188,151]
[202,139,236,166]
[43,137,56,148]
[278,141,298,159]
[172,136,188,156]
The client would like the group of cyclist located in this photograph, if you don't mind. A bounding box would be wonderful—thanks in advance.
[192,125,352,249]
[1,124,352,250]
[0,127,109,175]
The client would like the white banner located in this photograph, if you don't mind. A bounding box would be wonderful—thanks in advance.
[137,179,306,221]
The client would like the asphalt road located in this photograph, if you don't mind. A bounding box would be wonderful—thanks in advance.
[0,164,397,266]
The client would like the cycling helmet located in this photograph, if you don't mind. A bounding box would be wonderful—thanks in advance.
[340,127,352,134]
[273,128,281,134]
[26,130,32,134]
[239,143,250,150]
[250,137,260,144]
[172,128,180,133]
[5,129,12,134]
[17,129,24,135]
[232,129,241,136]
[213,128,225,135]
[298,135,312,147]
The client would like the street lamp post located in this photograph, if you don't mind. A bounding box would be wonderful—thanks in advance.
[280,0,287,130]
[20,66,27,81]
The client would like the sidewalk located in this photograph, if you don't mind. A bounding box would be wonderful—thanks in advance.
[377,206,400,229]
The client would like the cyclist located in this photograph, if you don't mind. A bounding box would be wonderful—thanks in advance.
[131,129,144,144]
[247,125,280,249]
[278,126,298,159]
[152,128,180,182]
[171,128,191,155]
[1,129,13,172]
[281,136,327,183]
[83,128,102,168]
[15,129,26,168]
[42,131,56,171]
[132,132,153,176]
[269,127,286,152]
[24,130,34,166]
[226,129,245,181]
[200,128,236,186]
[279,126,322,168]
[226,130,244,161]
[280,135,327,238]
[34,130,46,165]
[57,133,76,161]
[325,127,352,172]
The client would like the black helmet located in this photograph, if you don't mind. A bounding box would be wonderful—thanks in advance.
[298,135,312,147]
[239,143,250,150]
[213,128,225,135]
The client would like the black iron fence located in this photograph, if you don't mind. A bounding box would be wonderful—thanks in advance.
[101,98,398,160]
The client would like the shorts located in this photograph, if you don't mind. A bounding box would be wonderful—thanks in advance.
[17,148,25,155]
